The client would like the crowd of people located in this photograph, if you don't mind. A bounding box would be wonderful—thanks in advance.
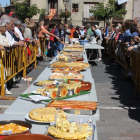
[0,12,140,95]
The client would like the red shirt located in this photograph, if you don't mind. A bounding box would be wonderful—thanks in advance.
[50,28,55,41]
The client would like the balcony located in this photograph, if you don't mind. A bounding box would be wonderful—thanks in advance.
[82,12,99,26]
[82,12,98,22]
[45,9,63,19]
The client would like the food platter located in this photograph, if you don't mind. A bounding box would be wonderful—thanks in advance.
[60,51,85,54]
[48,73,84,82]
[46,100,98,115]
[45,117,95,140]
[48,61,89,68]
[46,124,95,140]
[25,114,54,124]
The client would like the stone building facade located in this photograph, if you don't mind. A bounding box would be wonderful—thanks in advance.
[10,0,135,27]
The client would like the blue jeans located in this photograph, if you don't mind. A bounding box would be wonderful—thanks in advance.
[54,42,64,56]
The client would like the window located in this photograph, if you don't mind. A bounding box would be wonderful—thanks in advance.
[83,2,98,18]
[72,4,78,12]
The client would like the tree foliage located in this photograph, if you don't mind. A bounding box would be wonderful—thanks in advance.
[90,0,126,24]
[39,9,45,21]
[12,0,40,22]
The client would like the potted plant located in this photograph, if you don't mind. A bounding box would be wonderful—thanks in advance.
[60,11,71,18]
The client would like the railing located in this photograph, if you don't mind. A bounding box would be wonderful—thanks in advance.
[104,39,140,96]
[0,43,38,100]
[82,12,96,22]
[45,9,63,19]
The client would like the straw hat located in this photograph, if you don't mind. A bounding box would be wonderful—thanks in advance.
[26,21,35,28]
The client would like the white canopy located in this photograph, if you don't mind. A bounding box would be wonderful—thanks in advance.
[115,0,130,5]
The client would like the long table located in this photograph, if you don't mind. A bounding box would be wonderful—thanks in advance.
[84,44,104,61]
[3,44,99,140]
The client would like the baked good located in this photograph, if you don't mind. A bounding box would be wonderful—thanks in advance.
[37,80,54,86]
[52,67,61,72]
[50,91,57,99]
[49,73,83,80]
[29,107,58,122]
[64,67,71,71]
[60,86,68,97]
[80,81,92,91]
[48,100,97,110]
[0,123,29,134]
[50,61,89,68]
[74,87,81,94]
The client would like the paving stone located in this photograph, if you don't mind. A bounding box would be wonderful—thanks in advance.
[110,138,134,140]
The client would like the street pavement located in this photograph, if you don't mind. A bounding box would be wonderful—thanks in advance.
[1,56,140,140]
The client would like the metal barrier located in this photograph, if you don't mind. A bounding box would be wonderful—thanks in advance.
[0,43,37,100]
[104,39,140,96]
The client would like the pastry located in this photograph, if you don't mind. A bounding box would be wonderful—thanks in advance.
[60,86,68,97]
[64,67,71,71]
[29,107,58,122]
[50,61,89,68]
[50,91,57,99]
[48,100,98,110]
[49,73,83,80]
[74,87,81,94]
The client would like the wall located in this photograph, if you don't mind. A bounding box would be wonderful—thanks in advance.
[70,0,104,26]
[124,0,133,20]
[134,0,140,19]
[30,0,47,20]
[30,0,134,26]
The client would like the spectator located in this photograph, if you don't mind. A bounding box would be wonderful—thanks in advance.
[0,19,12,95]
[92,25,103,60]
[69,24,75,38]
[130,24,139,38]
[2,15,24,88]
[20,25,25,39]
[50,25,56,57]
[14,19,24,41]
[73,26,81,38]
[80,26,85,40]
[54,23,65,56]
[1,15,24,47]
[85,23,93,39]
[64,24,71,43]
[115,26,121,41]
[105,22,110,37]
[44,23,49,31]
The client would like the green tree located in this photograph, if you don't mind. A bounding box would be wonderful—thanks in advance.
[39,9,45,21]
[12,0,40,22]
[90,0,126,26]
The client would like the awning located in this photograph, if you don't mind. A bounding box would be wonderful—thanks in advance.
[115,0,130,5]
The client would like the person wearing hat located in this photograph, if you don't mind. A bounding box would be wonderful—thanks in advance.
[92,25,103,60]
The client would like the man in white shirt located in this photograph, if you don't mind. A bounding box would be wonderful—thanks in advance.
[14,19,24,41]
[1,15,24,47]
[0,19,12,94]
[80,26,85,40]
[1,15,24,89]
